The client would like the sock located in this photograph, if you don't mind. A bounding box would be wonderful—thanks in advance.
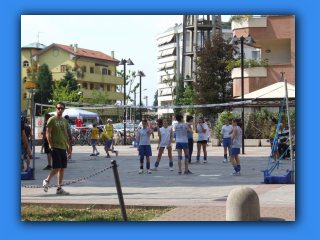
[140,165,143,170]
[57,187,61,190]
[147,163,150,169]
[196,155,200,161]
[204,155,207,161]
[169,161,173,167]
[238,165,241,172]
[155,162,159,167]
[233,165,238,172]
[224,154,227,159]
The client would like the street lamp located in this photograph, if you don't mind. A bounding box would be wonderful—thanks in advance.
[119,58,134,145]
[144,95,148,109]
[230,34,256,154]
[136,70,146,122]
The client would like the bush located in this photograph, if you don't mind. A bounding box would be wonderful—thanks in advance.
[225,58,269,71]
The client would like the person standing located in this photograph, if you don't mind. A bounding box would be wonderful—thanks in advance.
[64,115,75,163]
[104,119,114,157]
[278,123,290,159]
[152,118,173,171]
[42,102,72,195]
[137,120,153,174]
[195,117,209,163]
[174,114,193,174]
[229,119,243,176]
[220,119,233,163]
[267,118,281,164]
[21,119,31,172]
[88,123,100,156]
[42,113,53,170]
[205,118,211,147]
[172,115,178,150]
[186,115,194,164]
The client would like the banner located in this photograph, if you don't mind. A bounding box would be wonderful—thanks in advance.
[35,116,44,140]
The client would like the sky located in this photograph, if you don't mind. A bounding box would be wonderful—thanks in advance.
[21,15,231,107]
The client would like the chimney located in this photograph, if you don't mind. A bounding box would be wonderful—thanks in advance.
[74,44,78,53]
[70,44,73,47]
[111,51,114,59]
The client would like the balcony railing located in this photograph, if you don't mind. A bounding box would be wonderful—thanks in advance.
[52,72,124,85]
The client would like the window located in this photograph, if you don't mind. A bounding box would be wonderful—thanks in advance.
[83,65,86,72]
[60,65,66,72]
[100,84,104,90]
[23,77,27,83]
[83,83,87,89]
[108,70,111,75]
[23,93,27,99]
[90,66,94,73]
[90,83,94,90]
[107,85,110,91]
[23,61,29,67]
[102,68,107,75]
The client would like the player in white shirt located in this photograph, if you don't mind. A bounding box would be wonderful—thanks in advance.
[220,119,234,163]
[134,116,149,134]
[195,117,209,163]
[151,118,173,171]
[172,115,178,150]
[174,114,193,174]
[136,120,153,174]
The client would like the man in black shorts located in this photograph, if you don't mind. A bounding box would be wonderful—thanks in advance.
[42,113,52,170]
[43,102,71,195]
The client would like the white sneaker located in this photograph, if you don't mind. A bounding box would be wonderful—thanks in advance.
[139,169,143,174]
[279,160,282,164]
[147,169,152,174]
[231,172,241,176]
[204,160,207,164]
[115,151,119,157]
[151,167,157,171]
[228,157,230,162]
[223,158,228,163]
[56,188,69,195]
[196,160,200,164]
[170,167,174,171]
[43,179,49,192]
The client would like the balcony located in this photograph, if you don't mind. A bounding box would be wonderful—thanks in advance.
[52,72,124,85]
[231,67,267,78]
[158,95,173,102]
[232,17,267,30]
[157,56,177,64]
[82,89,124,101]
[158,42,177,51]
[158,108,174,115]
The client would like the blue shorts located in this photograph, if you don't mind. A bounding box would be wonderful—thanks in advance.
[105,139,113,148]
[173,132,176,139]
[230,148,240,156]
[139,145,152,157]
[91,139,97,148]
[270,137,278,153]
[176,142,189,150]
[223,138,231,148]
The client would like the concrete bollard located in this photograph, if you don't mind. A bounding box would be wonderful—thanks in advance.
[226,186,260,221]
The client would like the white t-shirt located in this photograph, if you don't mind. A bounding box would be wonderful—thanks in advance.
[159,126,172,147]
[172,120,178,132]
[174,122,188,143]
[197,123,209,141]
[232,126,243,148]
[136,128,151,145]
[220,125,233,138]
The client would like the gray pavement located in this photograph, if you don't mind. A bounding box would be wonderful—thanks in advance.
[21,144,295,221]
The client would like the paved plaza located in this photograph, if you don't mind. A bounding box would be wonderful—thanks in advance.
[21,144,295,221]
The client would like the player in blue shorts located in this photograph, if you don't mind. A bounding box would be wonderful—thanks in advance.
[88,123,100,156]
[137,120,153,174]
[174,114,193,174]
[229,119,243,176]
[93,129,118,157]
[220,119,233,163]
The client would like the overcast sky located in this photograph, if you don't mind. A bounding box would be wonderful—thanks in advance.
[21,15,231,107]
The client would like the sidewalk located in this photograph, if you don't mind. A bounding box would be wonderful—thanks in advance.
[21,145,295,221]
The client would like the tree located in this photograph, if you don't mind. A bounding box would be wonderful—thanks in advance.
[87,89,111,117]
[34,63,53,115]
[59,70,78,90]
[116,69,139,104]
[174,76,185,114]
[179,84,196,115]
[153,90,158,112]
[193,32,239,116]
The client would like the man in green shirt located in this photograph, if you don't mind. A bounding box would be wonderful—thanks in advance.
[42,102,71,195]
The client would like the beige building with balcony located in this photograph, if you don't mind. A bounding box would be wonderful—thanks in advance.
[231,15,295,97]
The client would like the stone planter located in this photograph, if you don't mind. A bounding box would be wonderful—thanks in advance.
[260,139,270,147]
[244,139,261,147]
[211,139,221,146]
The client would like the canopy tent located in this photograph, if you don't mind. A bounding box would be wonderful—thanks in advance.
[48,108,99,119]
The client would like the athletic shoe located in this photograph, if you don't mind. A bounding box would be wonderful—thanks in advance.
[151,167,158,171]
[96,152,100,156]
[115,151,119,157]
[178,171,182,174]
[105,155,111,158]
[204,160,207,164]
[223,158,228,163]
[271,160,276,164]
[170,167,174,171]
[40,149,43,153]
[56,188,69,195]
[196,160,200,164]
[228,157,231,162]
[231,172,241,176]
[139,169,143,174]
[184,169,193,174]
[43,165,52,170]
[90,154,96,156]
[68,159,75,163]
[279,160,282,164]
[43,179,49,192]
[173,149,177,151]
[147,169,152,174]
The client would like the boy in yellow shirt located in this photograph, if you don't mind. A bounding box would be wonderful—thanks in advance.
[93,128,118,157]
[267,118,281,163]
[104,119,114,158]
[88,123,100,156]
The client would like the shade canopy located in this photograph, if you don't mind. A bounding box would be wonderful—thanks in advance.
[48,108,99,119]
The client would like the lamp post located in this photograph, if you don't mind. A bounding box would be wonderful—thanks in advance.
[136,70,146,122]
[134,88,147,130]
[119,58,134,145]
[144,96,148,116]
[229,34,256,154]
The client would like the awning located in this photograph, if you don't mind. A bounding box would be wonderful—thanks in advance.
[48,108,99,119]
[158,63,166,71]
[165,61,175,68]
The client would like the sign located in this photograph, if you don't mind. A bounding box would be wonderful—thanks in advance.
[35,116,45,140]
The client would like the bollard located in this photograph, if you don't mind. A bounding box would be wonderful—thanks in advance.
[111,160,128,221]
[226,186,260,221]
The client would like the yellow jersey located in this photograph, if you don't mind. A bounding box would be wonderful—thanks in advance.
[104,124,114,138]
[270,125,276,138]
[90,127,99,140]
[100,132,112,142]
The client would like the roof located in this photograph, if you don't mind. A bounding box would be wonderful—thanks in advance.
[235,82,295,100]
[31,43,119,63]
[21,42,47,49]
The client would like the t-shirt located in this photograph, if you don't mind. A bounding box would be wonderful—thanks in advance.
[100,132,112,142]
[232,126,243,148]
[197,123,209,141]
[172,120,178,132]
[90,127,99,140]
[137,128,151,145]
[75,118,83,129]
[21,120,25,132]
[270,125,276,138]
[24,125,31,140]
[220,125,233,138]
[104,124,114,138]
[160,126,172,147]
[278,129,289,143]
[174,122,188,143]
[67,123,71,138]
[187,125,193,139]
[46,116,68,150]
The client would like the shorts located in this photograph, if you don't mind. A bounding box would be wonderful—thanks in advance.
[223,138,231,148]
[160,142,172,148]
[50,148,67,169]
[173,132,176,139]
[91,139,97,148]
[197,140,208,144]
[139,145,152,157]
[176,142,189,150]
[105,139,113,148]
[270,137,278,153]
[44,140,50,154]
[21,143,27,156]
[230,148,240,156]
